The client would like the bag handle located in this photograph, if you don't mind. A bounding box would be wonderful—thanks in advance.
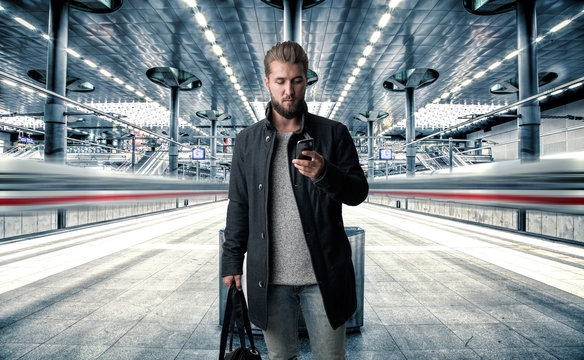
[219,284,258,359]
[219,284,235,359]
[235,286,256,351]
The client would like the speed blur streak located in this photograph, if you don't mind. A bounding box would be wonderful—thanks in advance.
[2,155,584,214]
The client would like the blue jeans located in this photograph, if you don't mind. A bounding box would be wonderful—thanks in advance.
[262,284,346,360]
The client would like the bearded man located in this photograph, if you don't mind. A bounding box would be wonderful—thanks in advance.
[222,41,368,360]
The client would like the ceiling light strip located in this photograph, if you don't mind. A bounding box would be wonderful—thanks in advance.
[438,9,584,103]
[4,8,150,104]
[185,1,257,122]
[331,0,401,120]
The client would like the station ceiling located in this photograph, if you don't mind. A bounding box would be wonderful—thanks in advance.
[0,0,583,142]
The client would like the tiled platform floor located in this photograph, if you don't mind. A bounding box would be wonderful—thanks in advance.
[1,201,583,359]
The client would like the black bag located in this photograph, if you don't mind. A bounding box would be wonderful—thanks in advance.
[219,284,262,360]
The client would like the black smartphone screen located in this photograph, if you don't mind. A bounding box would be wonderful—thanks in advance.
[296,138,314,160]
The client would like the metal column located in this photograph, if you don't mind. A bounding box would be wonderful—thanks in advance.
[210,118,217,180]
[517,0,540,162]
[44,0,69,163]
[405,87,416,177]
[169,86,179,177]
[283,0,303,44]
[367,120,374,179]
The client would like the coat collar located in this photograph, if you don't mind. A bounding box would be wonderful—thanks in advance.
[264,101,308,135]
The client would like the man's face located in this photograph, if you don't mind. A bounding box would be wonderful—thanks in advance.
[264,61,307,120]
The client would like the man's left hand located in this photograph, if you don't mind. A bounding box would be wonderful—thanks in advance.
[292,150,324,180]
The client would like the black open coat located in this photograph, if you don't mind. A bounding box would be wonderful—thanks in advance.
[221,103,369,330]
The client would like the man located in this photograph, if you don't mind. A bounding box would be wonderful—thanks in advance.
[222,41,368,359]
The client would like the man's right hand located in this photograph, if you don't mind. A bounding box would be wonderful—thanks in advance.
[223,274,242,291]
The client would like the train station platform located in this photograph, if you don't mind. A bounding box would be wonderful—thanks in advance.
[0,201,583,359]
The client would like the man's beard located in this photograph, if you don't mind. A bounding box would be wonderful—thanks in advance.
[271,94,303,119]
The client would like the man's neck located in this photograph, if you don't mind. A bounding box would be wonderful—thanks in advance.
[271,111,301,133]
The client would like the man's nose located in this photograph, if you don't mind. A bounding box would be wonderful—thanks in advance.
[284,81,294,96]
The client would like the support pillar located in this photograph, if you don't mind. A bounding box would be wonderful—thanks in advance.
[169,87,179,177]
[147,66,202,177]
[44,0,69,163]
[405,87,416,177]
[517,0,540,162]
[384,67,438,177]
[210,117,217,180]
[283,0,303,44]
[367,119,374,179]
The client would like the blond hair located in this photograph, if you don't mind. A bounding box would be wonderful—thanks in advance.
[264,41,308,78]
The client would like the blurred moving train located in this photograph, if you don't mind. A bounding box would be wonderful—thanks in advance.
[1,153,583,215]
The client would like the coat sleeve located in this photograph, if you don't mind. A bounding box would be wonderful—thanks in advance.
[313,123,369,206]
[222,134,249,277]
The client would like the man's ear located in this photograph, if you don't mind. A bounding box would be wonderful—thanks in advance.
[263,76,269,91]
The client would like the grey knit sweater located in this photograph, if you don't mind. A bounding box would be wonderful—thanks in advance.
[269,132,317,285]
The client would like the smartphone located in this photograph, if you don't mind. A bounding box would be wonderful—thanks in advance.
[296,138,314,160]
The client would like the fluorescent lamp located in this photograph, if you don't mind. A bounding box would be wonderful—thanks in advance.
[505,50,519,59]
[461,79,472,87]
[338,96,345,102]
[550,89,564,96]
[537,95,547,101]
[451,86,461,93]
[344,84,351,91]
[234,83,241,90]
[357,57,366,67]
[205,30,215,43]
[488,61,501,70]
[378,13,391,28]
[352,68,361,76]
[219,56,228,66]
[212,44,223,56]
[370,31,381,44]
[99,68,112,77]
[125,84,135,91]
[568,82,582,89]
[22,86,34,93]
[42,33,50,40]
[135,91,145,97]
[2,79,17,86]
[238,90,244,96]
[230,75,237,83]
[225,66,233,75]
[550,19,571,33]
[389,0,401,9]
[341,90,348,97]
[113,77,124,85]
[66,48,81,57]
[195,12,207,27]
[14,17,36,30]
[473,71,485,79]
[536,36,544,42]
[84,59,97,68]
[440,92,450,99]
[363,45,373,56]
[182,0,196,7]
[37,91,47,98]
[241,96,248,102]
[348,76,355,84]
